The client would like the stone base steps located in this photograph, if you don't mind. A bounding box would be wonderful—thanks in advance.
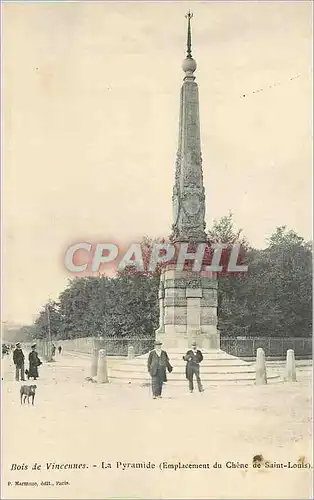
[109,374,280,383]
[108,348,281,386]
[110,378,280,386]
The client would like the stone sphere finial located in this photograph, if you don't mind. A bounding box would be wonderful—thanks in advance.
[182,57,197,75]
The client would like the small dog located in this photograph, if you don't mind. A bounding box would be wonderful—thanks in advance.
[20,384,37,405]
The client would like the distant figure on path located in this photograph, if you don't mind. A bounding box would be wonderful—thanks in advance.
[52,344,56,357]
[58,345,62,355]
[2,344,9,357]
[27,344,42,381]
[147,340,173,399]
[13,343,25,381]
[183,341,204,393]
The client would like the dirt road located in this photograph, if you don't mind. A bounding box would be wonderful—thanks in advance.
[2,352,312,499]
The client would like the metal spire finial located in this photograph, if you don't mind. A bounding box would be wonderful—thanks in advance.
[185,10,193,59]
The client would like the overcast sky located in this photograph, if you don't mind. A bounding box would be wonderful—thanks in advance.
[3,1,312,324]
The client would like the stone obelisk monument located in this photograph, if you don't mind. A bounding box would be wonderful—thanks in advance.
[108,13,281,385]
[156,12,219,351]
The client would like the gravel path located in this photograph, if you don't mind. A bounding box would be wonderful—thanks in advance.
[2,352,312,499]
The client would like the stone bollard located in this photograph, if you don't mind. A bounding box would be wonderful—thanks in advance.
[97,349,109,383]
[91,347,99,378]
[128,345,135,360]
[255,348,267,385]
[285,349,297,382]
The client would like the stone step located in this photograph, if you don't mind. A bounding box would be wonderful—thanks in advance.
[121,359,311,369]
[134,350,240,358]
[109,370,279,380]
[109,375,280,386]
[108,349,281,386]
[125,352,251,364]
[110,365,257,374]
[116,360,255,368]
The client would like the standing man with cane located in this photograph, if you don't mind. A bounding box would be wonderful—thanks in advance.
[13,343,25,382]
[147,340,173,399]
[183,341,204,393]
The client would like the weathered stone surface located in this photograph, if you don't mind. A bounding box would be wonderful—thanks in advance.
[164,278,217,289]
[200,288,218,307]
[164,297,187,307]
[164,314,187,325]
[186,297,201,333]
[165,269,203,279]
[164,324,187,334]
[200,325,219,335]
[97,349,109,383]
[158,267,219,347]
[171,74,206,242]
[128,345,135,360]
[202,332,220,350]
[165,288,186,298]
[255,348,267,385]
[154,26,219,351]
[186,287,203,298]
[200,310,218,325]
[165,278,200,289]
[285,349,297,382]
[200,297,218,307]
[164,305,187,315]
[202,288,218,299]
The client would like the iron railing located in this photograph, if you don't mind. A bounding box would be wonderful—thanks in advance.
[44,336,312,359]
[220,337,312,359]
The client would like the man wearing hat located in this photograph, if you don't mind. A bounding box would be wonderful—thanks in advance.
[147,340,173,399]
[13,343,25,381]
[183,341,204,393]
[27,344,42,380]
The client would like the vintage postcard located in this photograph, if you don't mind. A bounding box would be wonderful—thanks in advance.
[1,1,313,499]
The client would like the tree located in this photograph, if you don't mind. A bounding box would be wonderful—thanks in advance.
[40,272,160,340]
[207,212,251,336]
[28,220,312,341]
[2,323,35,343]
[246,227,312,337]
[32,300,64,340]
[208,211,249,249]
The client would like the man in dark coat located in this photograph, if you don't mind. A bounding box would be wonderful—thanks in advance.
[183,341,204,393]
[147,340,173,399]
[13,343,25,381]
[28,344,42,380]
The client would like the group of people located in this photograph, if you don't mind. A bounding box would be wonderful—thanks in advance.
[13,343,42,382]
[13,340,201,395]
[147,340,204,399]
[12,342,63,382]
[51,344,62,357]
[2,344,11,356]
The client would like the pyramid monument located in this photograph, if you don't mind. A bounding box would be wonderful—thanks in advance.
[109,12,280,386]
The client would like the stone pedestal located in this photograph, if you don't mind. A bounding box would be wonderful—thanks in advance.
[156,265,220,350]
[128,345,135,360]
[255,348,267,385]
[285,349,297,382]
[97,349,109,383]
[109,348,281,386]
